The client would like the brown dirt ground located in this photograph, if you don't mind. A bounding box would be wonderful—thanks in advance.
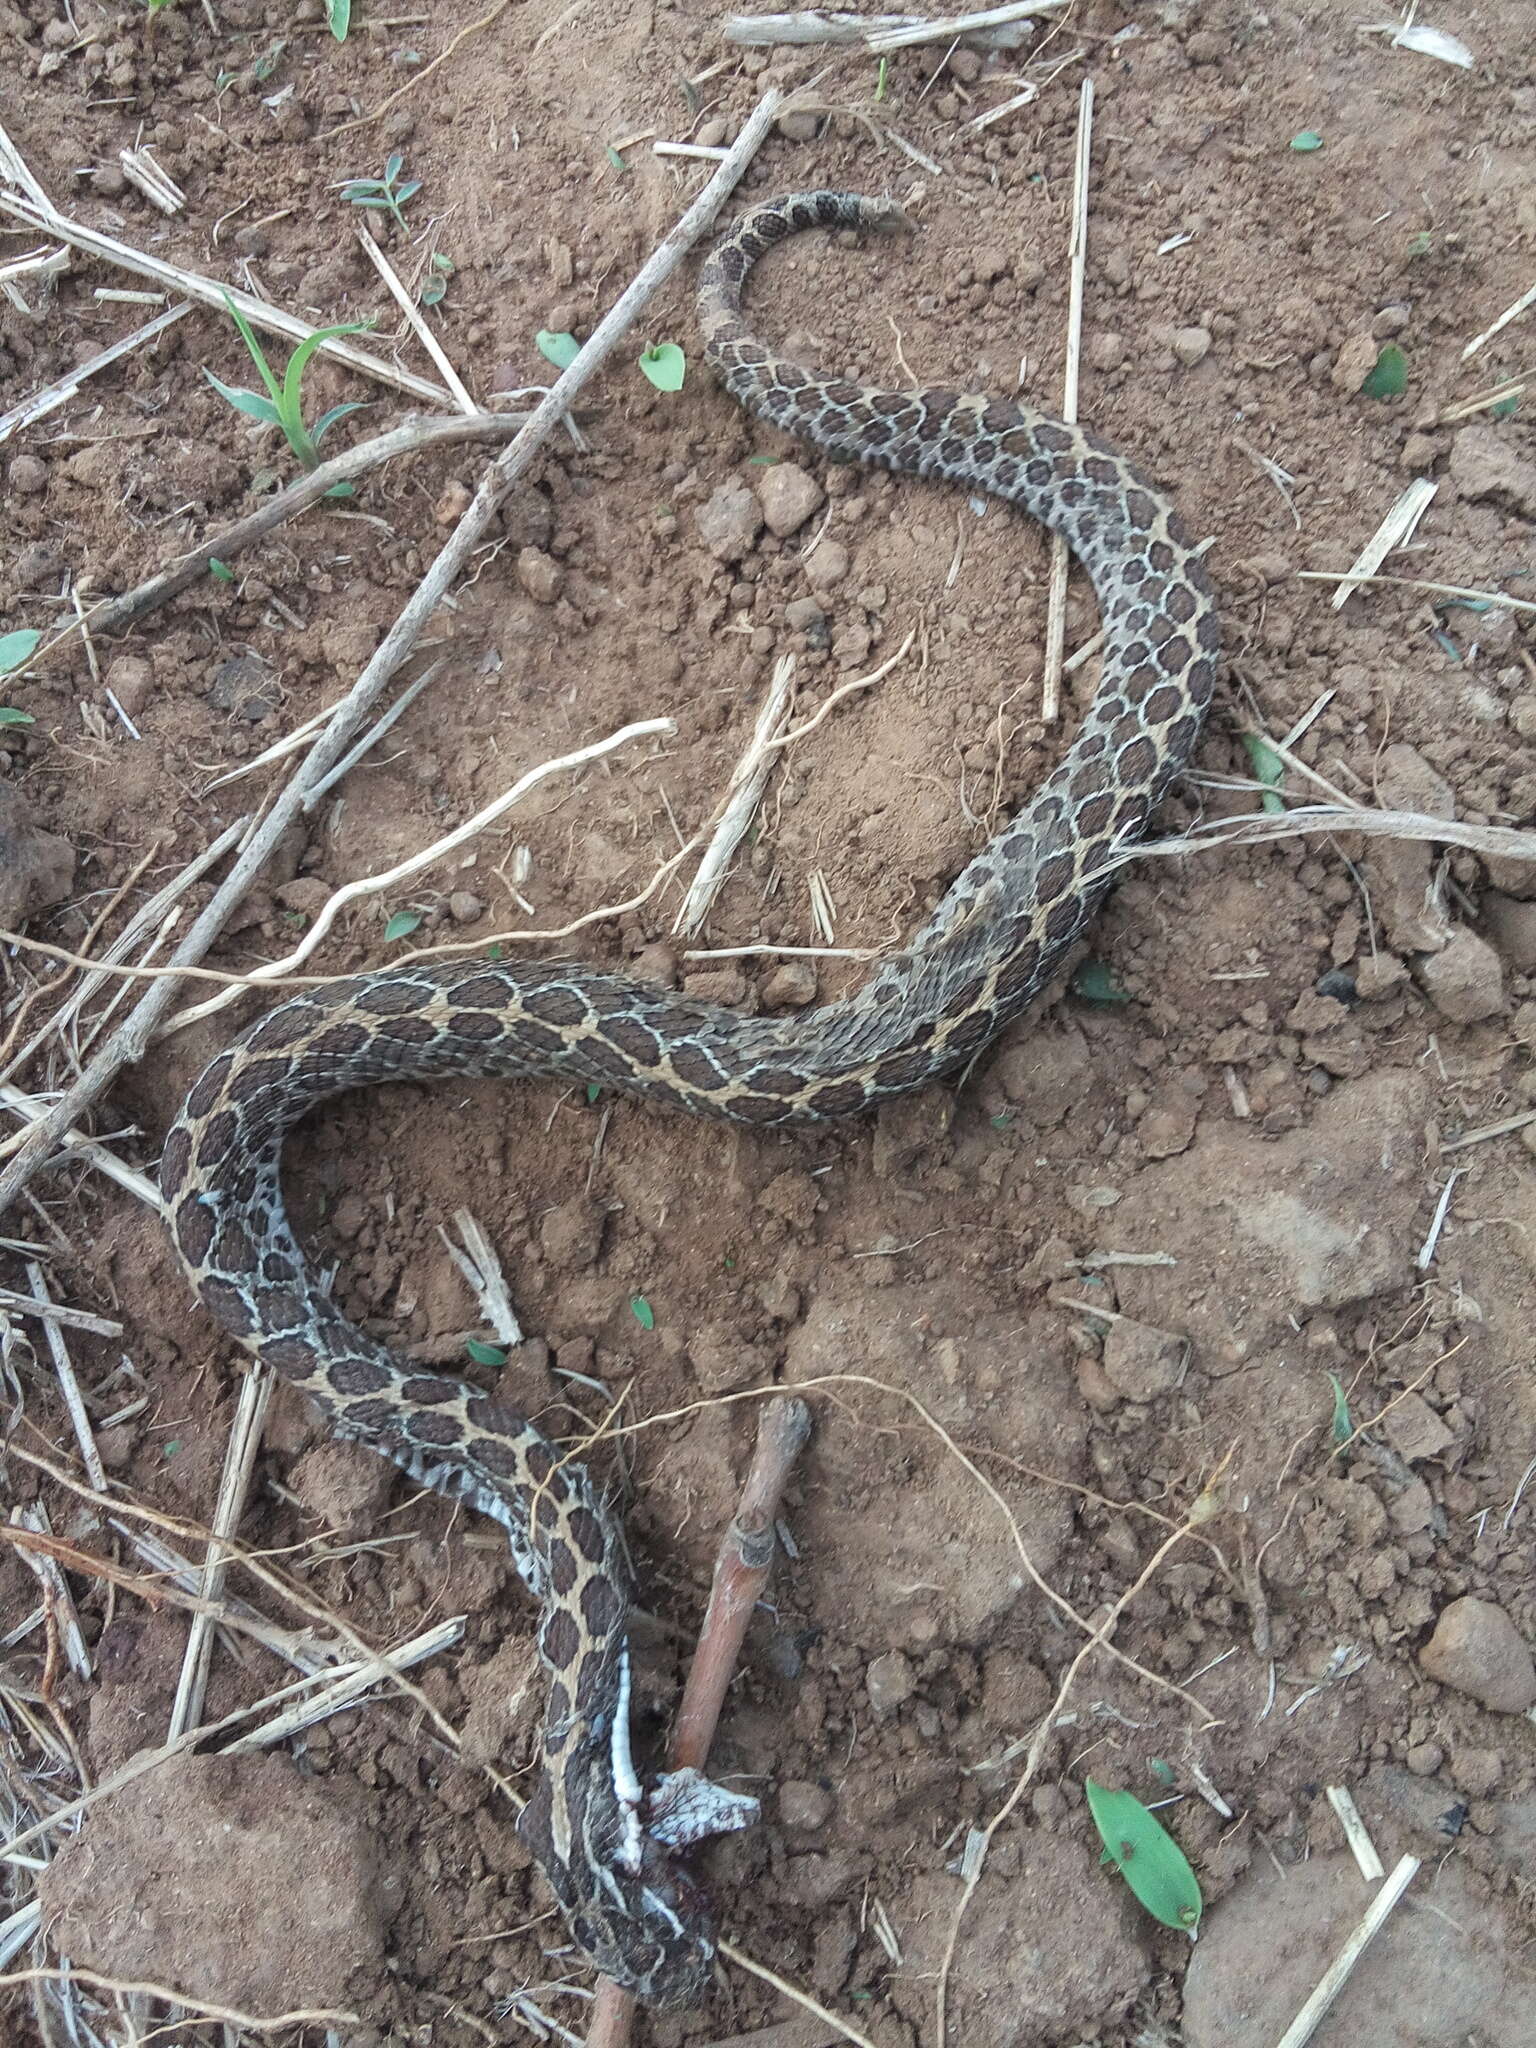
[3,0,1536,2043]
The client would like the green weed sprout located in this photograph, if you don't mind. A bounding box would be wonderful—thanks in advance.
[205,295,369,492]
[0,627,41,727]
[341,153,421,230]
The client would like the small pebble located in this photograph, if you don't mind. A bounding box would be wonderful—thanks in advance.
[1088,331,1125,373]
[515,547,562,604]
[1419,1596,1536,1713]
[1331,332,1382,394]
[944,46,983,83]
[778,1780,834,1829]
[8,454,47,496]
[784,596,825,632]
[804,539,848,592]
[1171,326,1211,368]
[762,960,817,1009]
[105,654,153,718]
[696,478,763,562]
[435,480,472,526]
[1404,1741,1444,1777]
[756,461,824,539]
[775,109,820,143]
[1418,929,1504,1023]
[448,891,483,925]
[866,1650,915,1716]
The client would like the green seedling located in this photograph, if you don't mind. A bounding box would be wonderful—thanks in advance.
[341,152,422,230]
[1072,958,1130,1005]
[420,252,454,308]
[1361,342,1407,399]
[605,144,630,173]
[0,627,40,726]
[1085,1779,1203,1936]
[205,295,369,491]
[874,54,889,102]
[536,329,581,371]
[383,909,423,941]
[638,342,686,392]
[209,558,235,583]
[325,0,350,39]
[1241,731,1286,814]
[466,1338,507,1366]
[1327,1371,1354,1446]
[1290,129,1324,151]
[630,1295,655,1330]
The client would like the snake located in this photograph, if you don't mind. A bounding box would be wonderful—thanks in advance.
[160,192,1218,2009]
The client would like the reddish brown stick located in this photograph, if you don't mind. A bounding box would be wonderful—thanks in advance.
[585,1396,813,2048]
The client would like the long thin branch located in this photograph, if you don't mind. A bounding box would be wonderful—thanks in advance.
[0,191,453,407]
[0,90,781,1226]
[35,412,535,656]
[585,1398,812,2048]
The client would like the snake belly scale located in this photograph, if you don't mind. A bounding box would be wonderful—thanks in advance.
[161,192,1218,2008]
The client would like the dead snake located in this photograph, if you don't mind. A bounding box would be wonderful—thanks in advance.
[161,191,1219,2008]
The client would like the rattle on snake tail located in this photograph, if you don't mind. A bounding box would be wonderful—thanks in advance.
[161,192,1218,2010]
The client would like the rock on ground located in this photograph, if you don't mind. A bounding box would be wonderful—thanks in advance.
[0,782,74,931]
[1419,1596,1536,1712]
[1110,1067,1430,1362]
[39,1753,391,2016]
[1183,1853,1533,2047]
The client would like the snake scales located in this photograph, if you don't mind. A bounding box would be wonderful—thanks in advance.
[161,192,1218,2007]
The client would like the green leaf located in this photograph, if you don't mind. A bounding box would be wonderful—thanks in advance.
[1327,1371,1353,1445]
[585,1081,602,1104]
[1148,1759,1178,1788]
[1085,1780,1203,1936]
[1241,732,1287,814]
[1072,958,1130,1005]
[606,144,629,172]
[209,559,235,583]
[0,706,34,726]
[384,153,404,183]
[536,329,581,370]
[638,342,687,392]
[466,1338,507,1366]
[383,910,423,941]
[1361,342,1407,400]
[1290,129,1324,151]
[1490,394,1521,420]
[311,400,367,445]
[630,1295,655,1331]
[874,54,889,103]
[0,629,42,675]
[203,371,282,425]
[324,0,350,38]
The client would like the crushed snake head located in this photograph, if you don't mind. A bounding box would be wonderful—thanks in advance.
[162,190,1218,2009]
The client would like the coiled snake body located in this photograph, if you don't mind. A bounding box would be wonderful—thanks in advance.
[162,193,1218,2007]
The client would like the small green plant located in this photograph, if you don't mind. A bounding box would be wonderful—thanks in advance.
[465,1338,507,1366]
[325,0,350,39]
[1405,229,1435,259]
[874,54,889,102]
[341,153,421,230]
[605,144,630,174]
[209,558,235,583]
[1289,129,1324,152]
[638,342,686,392]
[205,295,369,491]
[420,252,454,308]
[1327,1371,1354,1446]
[0,627,40,726]
[383,909,423,941]
[630,1295,655,1330]
[536,329,581,371]
[1071,958,1130,1005]
[1085,1780,1203,1936]
[1241,731,1286,814]
[1361,342,1408,399]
